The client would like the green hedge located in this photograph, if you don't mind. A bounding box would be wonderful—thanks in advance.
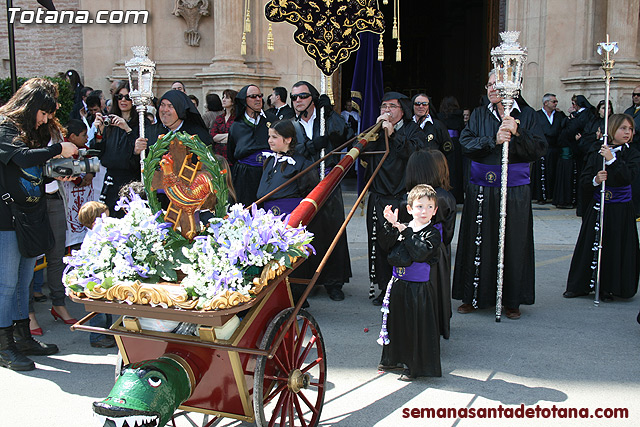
[0,76,74,125]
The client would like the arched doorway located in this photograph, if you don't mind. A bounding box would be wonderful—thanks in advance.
[339,0,505,114]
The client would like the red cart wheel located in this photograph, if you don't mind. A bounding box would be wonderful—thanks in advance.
[254,308,326,427]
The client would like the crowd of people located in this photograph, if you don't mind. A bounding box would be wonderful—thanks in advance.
[1,70,638,382]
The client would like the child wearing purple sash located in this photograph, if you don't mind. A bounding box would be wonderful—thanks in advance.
[377,184,442,380]
[565,114,640,300]
[256,120,316,216]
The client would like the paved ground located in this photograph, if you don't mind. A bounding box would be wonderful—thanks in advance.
[2,183,639,427]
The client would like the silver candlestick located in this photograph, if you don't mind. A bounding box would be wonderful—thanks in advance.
[124,46,156,184]
[490,31,527,322]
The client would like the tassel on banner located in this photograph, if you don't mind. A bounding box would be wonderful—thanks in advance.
[267,23,274,51]
[241,32,247,55]
[327,74,334,106]
[392,17,398,39]
[244,0,251,33]
[383,0,388,4]
[377,33,384,61]
[396,39,402,62]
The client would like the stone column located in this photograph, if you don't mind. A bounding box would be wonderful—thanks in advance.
[605,0,639,72]
[207,0,251,72]
[244,0,274,75]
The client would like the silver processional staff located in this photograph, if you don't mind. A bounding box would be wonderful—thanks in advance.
[490,31,527,323]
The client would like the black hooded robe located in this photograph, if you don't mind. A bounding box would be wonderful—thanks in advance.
[292,84,354,290]
[566,144,640,298]
[227,85,277,207]
[452,102,547,310]
[365,92,427,294]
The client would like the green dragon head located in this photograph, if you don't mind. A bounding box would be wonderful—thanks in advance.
[93,355,194,427]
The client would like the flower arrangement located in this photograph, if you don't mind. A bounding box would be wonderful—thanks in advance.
[63,194,314,309]
[180,203,315,302]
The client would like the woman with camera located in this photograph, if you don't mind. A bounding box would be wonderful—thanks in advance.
[93,81,147,217]
[0,78,78,371]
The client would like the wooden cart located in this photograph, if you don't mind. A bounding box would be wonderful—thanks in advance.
[71,255,325,427]
[70,123,383,427]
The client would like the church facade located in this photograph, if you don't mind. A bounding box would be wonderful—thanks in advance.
[0,0,638,114]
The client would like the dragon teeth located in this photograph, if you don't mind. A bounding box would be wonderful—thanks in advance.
[92,413,158,427]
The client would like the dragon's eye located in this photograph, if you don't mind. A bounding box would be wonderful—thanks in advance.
[148,377,162,388]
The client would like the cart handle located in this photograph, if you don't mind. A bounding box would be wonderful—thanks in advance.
[267,122,389,358]
[70,312,271,357]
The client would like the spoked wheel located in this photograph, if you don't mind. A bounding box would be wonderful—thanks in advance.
[254,308,327,427]
[168,411,219,427]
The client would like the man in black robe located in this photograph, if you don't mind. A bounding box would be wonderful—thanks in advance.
[412,93,452,153]
[290,81,353,301]
[533,93,567,203]
[365,92,426,305]
[452,71,547,319]
[623,85,640,143]
[149,89,214,146]
[557,95,594,214]
[623,85,640,218]
[227,85,276,206]
[266,87,295,121]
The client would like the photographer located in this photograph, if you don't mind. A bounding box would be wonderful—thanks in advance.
[92,81,148,217]
[0,78,78,371]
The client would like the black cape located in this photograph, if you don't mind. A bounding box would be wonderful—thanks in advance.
[452,102,547,309]
[366,119,426,290]
[227,85,277,206]
[532,109,567,202]
[293,98,353,288]
[379,221,442,378]
[566,144,640,298]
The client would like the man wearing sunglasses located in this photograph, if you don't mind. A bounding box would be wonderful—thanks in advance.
[411,94,452,155]
[227,84,276,206]
[289,81,353,302]
[623,86,640,144]
[367,92,426,306]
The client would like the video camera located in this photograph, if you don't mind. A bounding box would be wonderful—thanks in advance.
[43,148,101,178]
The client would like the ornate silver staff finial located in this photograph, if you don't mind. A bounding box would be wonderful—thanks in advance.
[124,46,156,183]
[593,35,618,307]
[489,31,527,322]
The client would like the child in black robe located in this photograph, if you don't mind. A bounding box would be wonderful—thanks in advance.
[565,114,640,300]
[256,120,318,306]
[256,120,317,215]
[377,184,441,380]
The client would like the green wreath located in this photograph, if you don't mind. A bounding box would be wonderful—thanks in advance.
[143,131,229,246]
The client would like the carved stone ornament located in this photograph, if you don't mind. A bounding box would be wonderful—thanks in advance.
[173,0,210,47]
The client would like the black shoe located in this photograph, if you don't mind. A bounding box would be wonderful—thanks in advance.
[599,292,614,302]
[377,363,403,372]
[13,319,58,356]
[563,290,589,298]
[0,325,35,371]
[372,291,384,306]
[328,288,345,301]
[398,370,416,382]
[90,335,117,348]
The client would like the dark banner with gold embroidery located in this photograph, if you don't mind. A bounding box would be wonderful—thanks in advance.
[265,0,384,76]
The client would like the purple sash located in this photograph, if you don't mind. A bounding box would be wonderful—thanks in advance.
[469,161,530,187]
[392,262,430,282]
[239,151,269,167]
[593,185,632,204]
[448,129,460,138]
[434,222,443,242]
[264,198,303,215]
